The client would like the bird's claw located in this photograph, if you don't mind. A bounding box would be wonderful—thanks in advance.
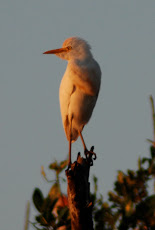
[84,146,97,166]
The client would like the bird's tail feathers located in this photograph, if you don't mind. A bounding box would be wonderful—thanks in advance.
[65,127,79,143]
[64,116,79,142]
[71,128,79,142]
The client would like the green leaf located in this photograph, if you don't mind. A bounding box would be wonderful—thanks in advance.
[61,177,66,183]
[93,175,98,196]
[57,206,69,222]
[49,159,68,175]
[43,208,56,224]
[136,195,155,226]
[150,146,155,158]
[141,157,150,164]
[32,188,44,213]
[35,215,47,226]
[48,183,61,200]
[43,196,58,214]
[147,138,154,144]
[59,159,68,172]
[49,197,59,212]
[49,161,59,171]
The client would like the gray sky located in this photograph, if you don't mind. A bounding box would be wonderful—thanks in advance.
[0,1,155,229]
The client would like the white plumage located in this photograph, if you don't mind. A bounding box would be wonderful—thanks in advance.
[44,37,101,167]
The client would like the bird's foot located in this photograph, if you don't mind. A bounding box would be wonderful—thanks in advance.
[84,146,97,166]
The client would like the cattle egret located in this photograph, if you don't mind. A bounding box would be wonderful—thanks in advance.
[43,37,101,168]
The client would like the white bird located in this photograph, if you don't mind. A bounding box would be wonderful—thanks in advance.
[43,37,101,168]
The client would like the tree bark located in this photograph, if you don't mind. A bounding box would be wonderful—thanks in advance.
[66,153,94,230]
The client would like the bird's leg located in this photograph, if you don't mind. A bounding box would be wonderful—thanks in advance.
[79,132,97,165]
[79,131,87,151]
[67,137,72,169]
[67,117,73,170]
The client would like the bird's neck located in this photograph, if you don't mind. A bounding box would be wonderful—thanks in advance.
[70,56,93,67]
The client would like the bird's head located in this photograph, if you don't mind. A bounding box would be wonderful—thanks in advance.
[43,37,92,61]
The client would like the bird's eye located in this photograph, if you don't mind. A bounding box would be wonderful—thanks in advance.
[67,46,72,51]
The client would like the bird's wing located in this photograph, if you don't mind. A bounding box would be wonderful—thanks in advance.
[59,73,78,141]
[69,60,101,97]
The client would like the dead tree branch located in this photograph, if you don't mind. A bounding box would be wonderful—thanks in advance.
[66,153,94,230]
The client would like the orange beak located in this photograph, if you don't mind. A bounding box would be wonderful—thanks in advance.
[43,46,72,54]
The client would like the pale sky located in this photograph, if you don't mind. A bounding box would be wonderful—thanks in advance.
[0,1,155,229]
